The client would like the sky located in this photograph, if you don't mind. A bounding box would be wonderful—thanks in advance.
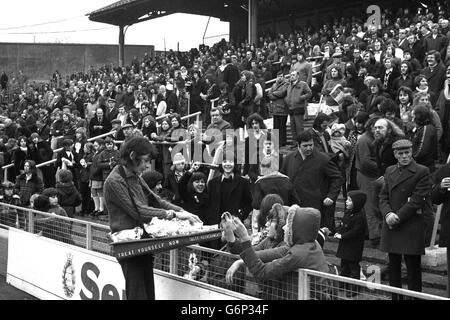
[0,0,230,51]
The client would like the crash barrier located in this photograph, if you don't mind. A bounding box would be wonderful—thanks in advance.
[0,202,447,300]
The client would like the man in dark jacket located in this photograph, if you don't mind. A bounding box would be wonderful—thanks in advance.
[281,131,343,234]
[379,139,432,297]
[222,57,240,93]
[283,70,312,145]
[421,50,446,105]
[89,108,111,138]
[431,161,450,297]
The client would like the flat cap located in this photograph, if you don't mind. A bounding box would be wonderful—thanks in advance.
[122,123,133,129]
[111,119,121,125]
[332,52,342,58]
[392,139,412,150]
[107,97,116,103]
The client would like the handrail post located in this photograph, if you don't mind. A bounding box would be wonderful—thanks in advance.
[86,223,92,250]
[27,209,34,233]
[3,167,7,183]
[169,249,178,275]
[297,269,310,300]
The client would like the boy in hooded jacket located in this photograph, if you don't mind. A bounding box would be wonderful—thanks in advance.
[225,205,330,299]
[334,190,367,297]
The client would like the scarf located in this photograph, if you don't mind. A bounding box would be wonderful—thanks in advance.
[444,79,450,100]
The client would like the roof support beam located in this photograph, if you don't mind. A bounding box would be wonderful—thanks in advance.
[118,25,125,67]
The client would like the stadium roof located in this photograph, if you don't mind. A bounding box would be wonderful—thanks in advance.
[87,0,357,26]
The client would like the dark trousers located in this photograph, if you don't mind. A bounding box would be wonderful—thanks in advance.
[388,253,422,299]
[118,255,155,300]
[340,259,361,279]
[320,203,336,234]
[273,115,288,146]
[79,181,92,214]
[340,259,361,294]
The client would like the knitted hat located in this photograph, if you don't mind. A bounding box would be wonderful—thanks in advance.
[172,152,186,165]
[141,170,163,189]
[43,187,60,198]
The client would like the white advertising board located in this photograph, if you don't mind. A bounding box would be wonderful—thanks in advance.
[7,228,125,300]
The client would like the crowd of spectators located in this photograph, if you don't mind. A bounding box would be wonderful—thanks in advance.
[1,1,450,298]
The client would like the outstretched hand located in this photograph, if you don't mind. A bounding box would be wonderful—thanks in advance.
[232,217,250,242]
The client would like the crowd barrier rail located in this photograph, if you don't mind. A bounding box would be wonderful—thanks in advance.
[0,202,447,300]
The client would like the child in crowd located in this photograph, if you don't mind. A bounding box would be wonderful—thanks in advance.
[40,188,72,244]
[334,190,367,297]
[0,181,22,228]
[165,152,187,206]
[330,123,351,197]
[56,169,82,218]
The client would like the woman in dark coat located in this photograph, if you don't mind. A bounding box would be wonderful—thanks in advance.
[335,190,367,297]
[13,136,31,176]
[431,161,450,297]
[411,105,438,173]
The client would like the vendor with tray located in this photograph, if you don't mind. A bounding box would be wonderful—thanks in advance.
[104,136,201,301]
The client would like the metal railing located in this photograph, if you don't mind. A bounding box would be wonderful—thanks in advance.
[0,202,447,300]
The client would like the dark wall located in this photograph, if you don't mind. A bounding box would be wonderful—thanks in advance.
[0,43,155,82]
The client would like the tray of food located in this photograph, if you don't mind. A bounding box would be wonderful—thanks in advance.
[110,217,221,260]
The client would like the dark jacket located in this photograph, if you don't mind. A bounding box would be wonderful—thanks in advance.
[284,80,312,115]
[375,137,398,177]
[98,148,120,181]
[14,172,44,206]
[354,132,378,178]
[89,116,111,138]
[206,174,253,225]
[379,160,432,255]
[178,171,209,223]
[223,64,240,92]
[267,80,288,116]
[252,172,300,209]
[281,149,343,210]
[421,63,446,103]
[412,124,437,172]
[336,190,367,261]
[431,163,450,247]
[56,181,81,218]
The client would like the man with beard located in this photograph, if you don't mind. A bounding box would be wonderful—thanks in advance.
[354,116,380,246]
[370,118,405,247]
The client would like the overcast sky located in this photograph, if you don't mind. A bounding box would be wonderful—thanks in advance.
[0,0,229,51]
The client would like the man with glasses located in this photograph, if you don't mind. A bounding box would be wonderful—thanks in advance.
[104,137,201,300]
